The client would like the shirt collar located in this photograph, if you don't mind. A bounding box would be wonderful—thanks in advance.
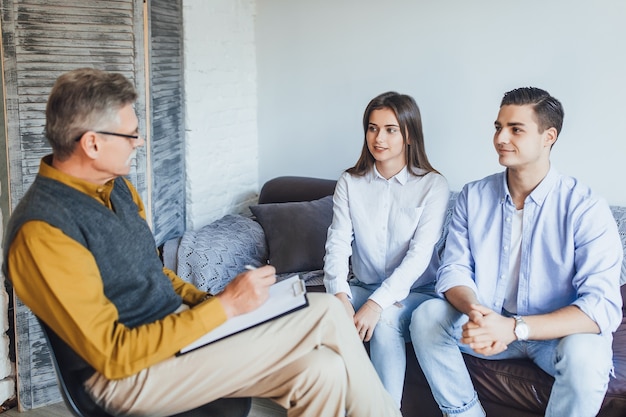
[500,165,559,207]
[38,155,116,205]
[370,165,409,185]
[528,165,559,206]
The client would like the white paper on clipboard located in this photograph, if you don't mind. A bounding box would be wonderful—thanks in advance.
[179,275,308,355]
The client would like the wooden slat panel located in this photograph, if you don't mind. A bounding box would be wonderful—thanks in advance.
[149,0,185,245]
[1,0,148,410]
[15,0,131,8]
[1,0,187,411]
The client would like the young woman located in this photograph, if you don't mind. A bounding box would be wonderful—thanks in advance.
[323,91,449,407]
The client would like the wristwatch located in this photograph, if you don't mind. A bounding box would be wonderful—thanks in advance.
[513,315,529,341]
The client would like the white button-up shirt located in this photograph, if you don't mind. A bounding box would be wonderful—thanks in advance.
[324,166,450,309]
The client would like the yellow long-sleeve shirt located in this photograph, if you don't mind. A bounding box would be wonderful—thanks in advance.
[7,157,228,379]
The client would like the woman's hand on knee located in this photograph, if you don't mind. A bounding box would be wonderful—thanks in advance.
[354,300,382,342]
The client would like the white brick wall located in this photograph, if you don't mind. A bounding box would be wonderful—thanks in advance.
[182,0,259,230]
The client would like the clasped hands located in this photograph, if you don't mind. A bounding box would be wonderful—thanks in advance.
[461,304,517,356]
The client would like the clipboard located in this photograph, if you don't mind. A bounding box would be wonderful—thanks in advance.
[179,275,308,355]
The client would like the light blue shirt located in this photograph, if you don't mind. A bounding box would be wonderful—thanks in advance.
[324,166,449,309]
[436,167,623,335]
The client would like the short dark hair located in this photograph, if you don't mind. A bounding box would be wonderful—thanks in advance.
[500,87,564,137]
[45,68,138,160]
[348,91,437,176]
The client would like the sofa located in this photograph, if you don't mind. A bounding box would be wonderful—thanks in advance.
[162,176,626,417]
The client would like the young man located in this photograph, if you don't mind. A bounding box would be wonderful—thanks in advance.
[3,68,401,417]
[410,87,623,417]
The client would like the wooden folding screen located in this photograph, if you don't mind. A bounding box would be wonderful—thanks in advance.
[0,0,185,409]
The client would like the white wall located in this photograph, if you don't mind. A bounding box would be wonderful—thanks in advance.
[256,0,626,206]
[183,0,259,230]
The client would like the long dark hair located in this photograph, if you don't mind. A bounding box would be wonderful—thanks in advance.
[347,91,437,176]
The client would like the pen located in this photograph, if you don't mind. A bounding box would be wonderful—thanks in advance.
[244,265,257,271]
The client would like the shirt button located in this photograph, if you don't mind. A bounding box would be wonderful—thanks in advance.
[503,245,509,251]
[506,217,511,222]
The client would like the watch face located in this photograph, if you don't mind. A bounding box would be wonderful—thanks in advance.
[514,317,529,340]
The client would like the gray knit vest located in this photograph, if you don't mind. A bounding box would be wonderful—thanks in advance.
[3,175,182,328]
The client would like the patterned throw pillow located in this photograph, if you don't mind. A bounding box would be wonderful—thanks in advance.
[175,214,268,293]
[611,206,626,285]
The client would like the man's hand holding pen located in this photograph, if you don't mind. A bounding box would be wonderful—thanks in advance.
[216,264,276,319]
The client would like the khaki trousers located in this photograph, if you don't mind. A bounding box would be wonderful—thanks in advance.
[85,293,401,417]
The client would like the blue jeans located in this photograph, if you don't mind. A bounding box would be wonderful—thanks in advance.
[349,279,435,407]
[410,298,613,417]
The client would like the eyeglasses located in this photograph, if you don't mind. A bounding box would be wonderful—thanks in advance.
[74,131,141,142]
[96,131,140,140]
